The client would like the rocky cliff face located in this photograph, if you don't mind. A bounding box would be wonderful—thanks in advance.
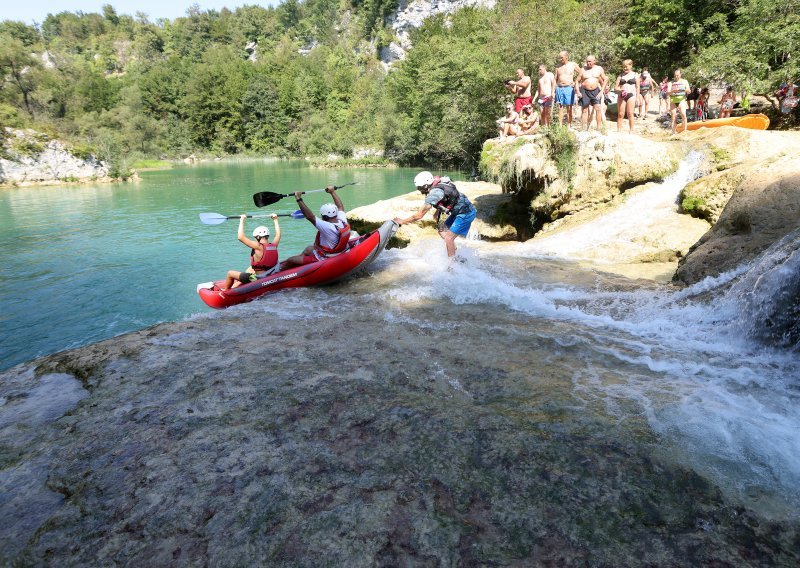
[0,128,110,186]
[380,0,496,66]
[674,128,800,285]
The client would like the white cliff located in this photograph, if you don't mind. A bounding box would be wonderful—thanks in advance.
[0,128,110,186]
[380,0,496,67]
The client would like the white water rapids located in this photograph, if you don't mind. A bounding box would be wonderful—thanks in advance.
[366,230,800,520]
[329,153,798,519]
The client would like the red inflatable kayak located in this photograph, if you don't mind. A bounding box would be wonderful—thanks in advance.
[197,220,398,309]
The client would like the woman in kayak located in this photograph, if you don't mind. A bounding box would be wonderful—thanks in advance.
[221,213,281,290]
[281,186,350,268]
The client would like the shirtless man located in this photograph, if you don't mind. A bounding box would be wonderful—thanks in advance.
[554,51,579,126]
[576,55,608,130]
[533,64,556,127]
[505,68,532,113]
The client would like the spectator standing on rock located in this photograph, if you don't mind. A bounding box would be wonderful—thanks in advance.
[576,55,608,131]
[637,66,656,119]
[668,69,691,134]
[659,76,670,116]
[534,64,556,127]
[505,68,532,113]
[615,59,639,133]
[393,172,477,259]
[555,51,579,126]
[719,86,737,118]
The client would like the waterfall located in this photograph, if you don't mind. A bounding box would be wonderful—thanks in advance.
[725,228,800,350]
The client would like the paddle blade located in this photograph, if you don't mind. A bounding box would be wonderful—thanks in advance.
[291,209,305,219]
[199,212,229,225]
[253,191,283,208]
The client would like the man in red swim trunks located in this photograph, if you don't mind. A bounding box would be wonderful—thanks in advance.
[505,68,532,113]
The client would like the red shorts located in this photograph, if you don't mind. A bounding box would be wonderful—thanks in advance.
[515,96,533,113]
[301,254,319,265]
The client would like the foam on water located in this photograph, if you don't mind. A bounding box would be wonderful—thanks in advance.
[378,236,800,518]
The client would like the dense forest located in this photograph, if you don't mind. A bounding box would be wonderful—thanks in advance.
[0,0,797,174]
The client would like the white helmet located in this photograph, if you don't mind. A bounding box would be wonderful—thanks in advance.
[319,203,338,218]
[414,171,434,188]
[252,226,270,238]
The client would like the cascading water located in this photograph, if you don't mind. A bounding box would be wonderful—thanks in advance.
[724,228,800,350]
[364,153,799,519]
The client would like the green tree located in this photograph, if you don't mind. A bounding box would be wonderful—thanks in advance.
[181,46,251,152]
[690,0,800,100]
[0,35,41,117]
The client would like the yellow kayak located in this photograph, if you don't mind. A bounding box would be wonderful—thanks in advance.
[677,113,770,132]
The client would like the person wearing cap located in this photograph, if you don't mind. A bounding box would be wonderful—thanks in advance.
[281,185,351,268]
[393,171,477,259]
[220,213,281,290]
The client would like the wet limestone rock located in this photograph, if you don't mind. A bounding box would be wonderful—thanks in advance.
[679,128,800,224]
[674,153,800,285]
[0,128,110,187]
[2,290,799,566]
[480,131,682,233]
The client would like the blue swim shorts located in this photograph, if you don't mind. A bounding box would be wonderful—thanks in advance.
[555,85,574,106]
[444,208,477,237]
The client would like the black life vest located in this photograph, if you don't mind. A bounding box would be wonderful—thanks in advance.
[430,176,460,213]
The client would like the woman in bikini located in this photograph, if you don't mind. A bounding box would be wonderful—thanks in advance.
[659,76,670,116]
[637,66,656,120]
[668,69,690,134]
[615,59,639,133]
[719,86,736,118]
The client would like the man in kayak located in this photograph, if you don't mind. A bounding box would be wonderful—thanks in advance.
[393,171,477,258]
[281,186,351,268]
[220,213,281,290]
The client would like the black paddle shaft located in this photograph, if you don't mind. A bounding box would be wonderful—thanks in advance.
[252,182,358,208]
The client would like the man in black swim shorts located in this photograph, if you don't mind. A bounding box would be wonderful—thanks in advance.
[576,55,608,131]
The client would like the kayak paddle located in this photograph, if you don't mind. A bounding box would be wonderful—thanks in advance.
[253,182,359,208]
[199,210,305,226]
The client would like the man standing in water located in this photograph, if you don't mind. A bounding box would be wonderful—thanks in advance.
[555,51,578,126]
[534,64,556,127]
[393,172,477,259]
[505,68,532,113]
[576,55,608,131]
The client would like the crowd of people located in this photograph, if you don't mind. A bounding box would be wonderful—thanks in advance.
[497,51,763,136]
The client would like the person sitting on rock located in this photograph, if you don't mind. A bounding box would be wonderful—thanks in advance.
[517,104,540,135]
[221,214,281,290]
[281,186,350,268]
[496,103,520,139]
[393,171,477,259]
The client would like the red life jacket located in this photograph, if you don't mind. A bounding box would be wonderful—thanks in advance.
[313,221,351,257]
[251,243,278,271]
